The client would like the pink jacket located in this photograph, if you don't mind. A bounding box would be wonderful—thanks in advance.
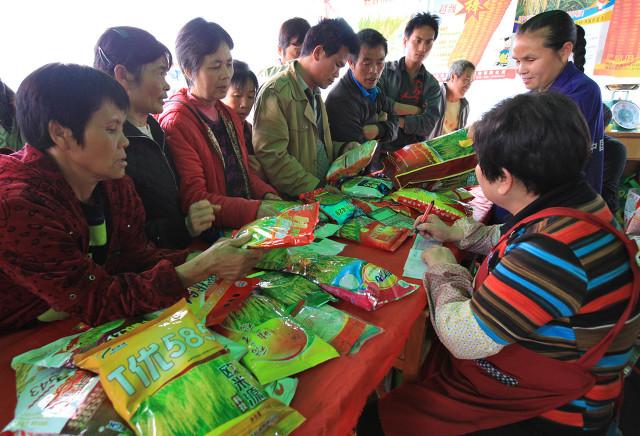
[158,89,276,228]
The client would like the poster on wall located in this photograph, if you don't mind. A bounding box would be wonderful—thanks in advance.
[594,0,640,77]
[514,0,616,75]
[428,0,518,81]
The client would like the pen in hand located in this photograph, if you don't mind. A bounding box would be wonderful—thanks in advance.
[414,200,435,234]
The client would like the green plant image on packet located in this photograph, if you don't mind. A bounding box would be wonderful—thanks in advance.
[252,271,336,310]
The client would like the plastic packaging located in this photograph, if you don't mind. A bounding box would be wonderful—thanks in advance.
[388,188,472,224]
[299,188,358,224]
[383,129,476,188]
[252,271,336,310]
[292,304,383,355]
[233,202,319,248]
[74,300,304,435]
[337,216,412,252]
[326,140,378,183]
[219,294,339,385]
[339,176,393,199]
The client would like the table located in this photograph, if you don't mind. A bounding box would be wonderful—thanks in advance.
[0,238,427,436]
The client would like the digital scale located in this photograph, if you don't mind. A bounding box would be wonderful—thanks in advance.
[605,84,640,131]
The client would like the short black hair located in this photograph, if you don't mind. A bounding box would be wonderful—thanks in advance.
[94,26,172,80]
[230,60,258,94]
[404,12,440,40]
[300,18,359,58]
[176,18,234,86]
[473,92,590,195]
[16,63,129,151]
[353,28,388,61]
[278,17,311,50]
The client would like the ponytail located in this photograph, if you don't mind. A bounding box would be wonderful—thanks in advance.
[573,24,586,72]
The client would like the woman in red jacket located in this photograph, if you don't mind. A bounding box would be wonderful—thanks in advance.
[159,18,279,231]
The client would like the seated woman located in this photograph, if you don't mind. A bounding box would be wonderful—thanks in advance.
[363,92,639,435]
[159,18,279,231]
[0,63,262,332]
[221,60,265,179]
[94,26,216,249]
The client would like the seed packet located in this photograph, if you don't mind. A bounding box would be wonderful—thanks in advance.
[337,216,412,252]
[259,252,419,311]
[265,377,298,406]
[74,300,304,435]
[233,202,319,248]
[326,140,378,183]
[352,198,417,218]
[191,278,261,327]
[218,294,339,385]
[368,207,416,230]
[252,271,336,310]
[292,304,383,355]
[299,188,358,224]
[339,176,393,199]
[387,188,472,224]
[383,129,476,188]
[4,365,132,435]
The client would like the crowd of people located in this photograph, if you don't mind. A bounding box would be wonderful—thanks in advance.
[0,9,638,436]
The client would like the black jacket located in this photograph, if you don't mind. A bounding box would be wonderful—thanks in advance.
[325,71,399,151]
[124,116,191,249]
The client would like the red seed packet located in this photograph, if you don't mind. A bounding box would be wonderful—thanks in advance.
[387,188,472,224]
[337,216,412,252]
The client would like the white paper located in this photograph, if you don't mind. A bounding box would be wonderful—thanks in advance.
[402,235,442,280]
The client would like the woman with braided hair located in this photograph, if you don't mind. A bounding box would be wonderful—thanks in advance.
[513,10,604,194]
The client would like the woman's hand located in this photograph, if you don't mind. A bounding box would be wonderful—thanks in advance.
[263,192,282,201]
[415,214,463,243]
[256,200,280,219]
[421,246,457,268]
[186,200,220,237]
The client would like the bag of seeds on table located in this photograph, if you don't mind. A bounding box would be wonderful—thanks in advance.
[73,299,304,435]
[251,271,336,310]
[4,365,132,435]
[383,129,476,188]
[299,188,358,224]
[387,188,472,224]
[260,252,419,311]
[339,176,393,199]
[337,216,412,252]
[326,140,378,184]
[233,203,319,248]
[218,294,339,385]
[291,304,383,355]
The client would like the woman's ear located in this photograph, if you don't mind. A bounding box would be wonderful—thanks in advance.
[496,168,515,196]
[560,41,574,61]
[48,120,74,149]
[113,64,133,90]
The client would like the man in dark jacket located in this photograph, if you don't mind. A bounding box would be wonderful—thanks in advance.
[379,12,442,150]
[94,26,216,249]
[326,28,399,160]
[431,60,475,137]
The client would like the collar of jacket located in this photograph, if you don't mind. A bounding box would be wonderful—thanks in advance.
[386,56,428,80]
[123,115,165,143]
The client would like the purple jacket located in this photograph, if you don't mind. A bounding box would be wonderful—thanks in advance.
[549,62,604,193]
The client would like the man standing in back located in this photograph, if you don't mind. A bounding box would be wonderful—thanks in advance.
[253,18,359,198]
[379,12,442,150]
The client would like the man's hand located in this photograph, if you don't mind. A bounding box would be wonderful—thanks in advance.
[415,215,463,243]
[263,192,282,200]
[394,102,422,116]
[362,124,379,140]
[398,117,405,129]
[185,200,219,237]
[421,246,457,268]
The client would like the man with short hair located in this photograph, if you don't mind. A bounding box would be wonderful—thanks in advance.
[325,28,399,156]
[253,18,359,197]
[379,12,443,150]
[258,17,311,84]
[0,63,262,331]
[94,26,215,249]
[432,59,475,137]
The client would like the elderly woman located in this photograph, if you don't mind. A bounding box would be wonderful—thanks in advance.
[360,92,639,435]
[159,18,279,231]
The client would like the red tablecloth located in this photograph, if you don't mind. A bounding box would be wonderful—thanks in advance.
[0,238,426,435]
